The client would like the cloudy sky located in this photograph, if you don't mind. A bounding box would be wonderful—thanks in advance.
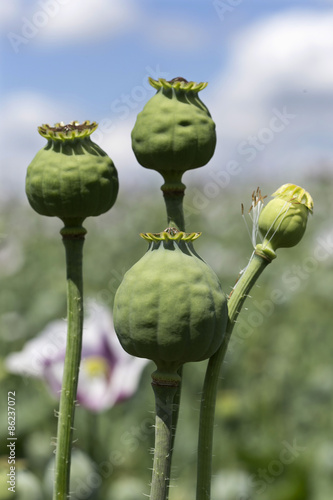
[1,0,333,199]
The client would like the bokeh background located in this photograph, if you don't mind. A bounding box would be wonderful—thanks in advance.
[1,0,333,499]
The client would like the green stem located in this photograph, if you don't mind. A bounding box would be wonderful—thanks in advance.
[170,365,183,455]
[196,251,272,500]
[53,226,86,500]
[163,191,186,231]
[150,372,181,500]
[161,175,186,231]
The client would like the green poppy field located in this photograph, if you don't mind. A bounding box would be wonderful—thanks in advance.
[0,175,332,500]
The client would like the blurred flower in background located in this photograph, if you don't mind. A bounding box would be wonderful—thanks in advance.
[211,470,251,500]
[5,300,149,412]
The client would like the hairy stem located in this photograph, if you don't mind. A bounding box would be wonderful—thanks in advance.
[160,181,186,485]
[150,373,181,500]
[53,226,86,500]
[170,365,183,455]
[196,251,272,500]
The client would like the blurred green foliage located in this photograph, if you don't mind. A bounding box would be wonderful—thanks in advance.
[0,175,332,499]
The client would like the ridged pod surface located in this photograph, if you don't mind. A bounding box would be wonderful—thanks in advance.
[131,78,216,178]
[26,121,118,226]
[113,229,228,374]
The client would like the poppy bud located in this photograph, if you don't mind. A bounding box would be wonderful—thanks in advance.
[256,183,313,259]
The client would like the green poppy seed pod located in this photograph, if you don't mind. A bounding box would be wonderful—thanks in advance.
[113,228,228,375]
[256,184,313,259]
[131,77,216,188]
[26,121,119,227]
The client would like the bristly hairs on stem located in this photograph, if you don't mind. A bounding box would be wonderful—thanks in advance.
[231,187,267,296]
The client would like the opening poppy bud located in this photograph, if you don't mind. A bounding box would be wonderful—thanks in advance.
[256,183,313,258]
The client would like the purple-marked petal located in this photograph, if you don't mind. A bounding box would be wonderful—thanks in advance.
[5,300,149,412]
[5,319,67,377]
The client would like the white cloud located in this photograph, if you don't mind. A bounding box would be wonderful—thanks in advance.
[230,10,333,94]
[39,0,139,43]
[5,0,140,48]
[206,9,333,182]
[0,0,22,29]
[4,0,209,52]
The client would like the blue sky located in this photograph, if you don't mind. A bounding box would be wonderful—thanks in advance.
[1,0,333,198]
